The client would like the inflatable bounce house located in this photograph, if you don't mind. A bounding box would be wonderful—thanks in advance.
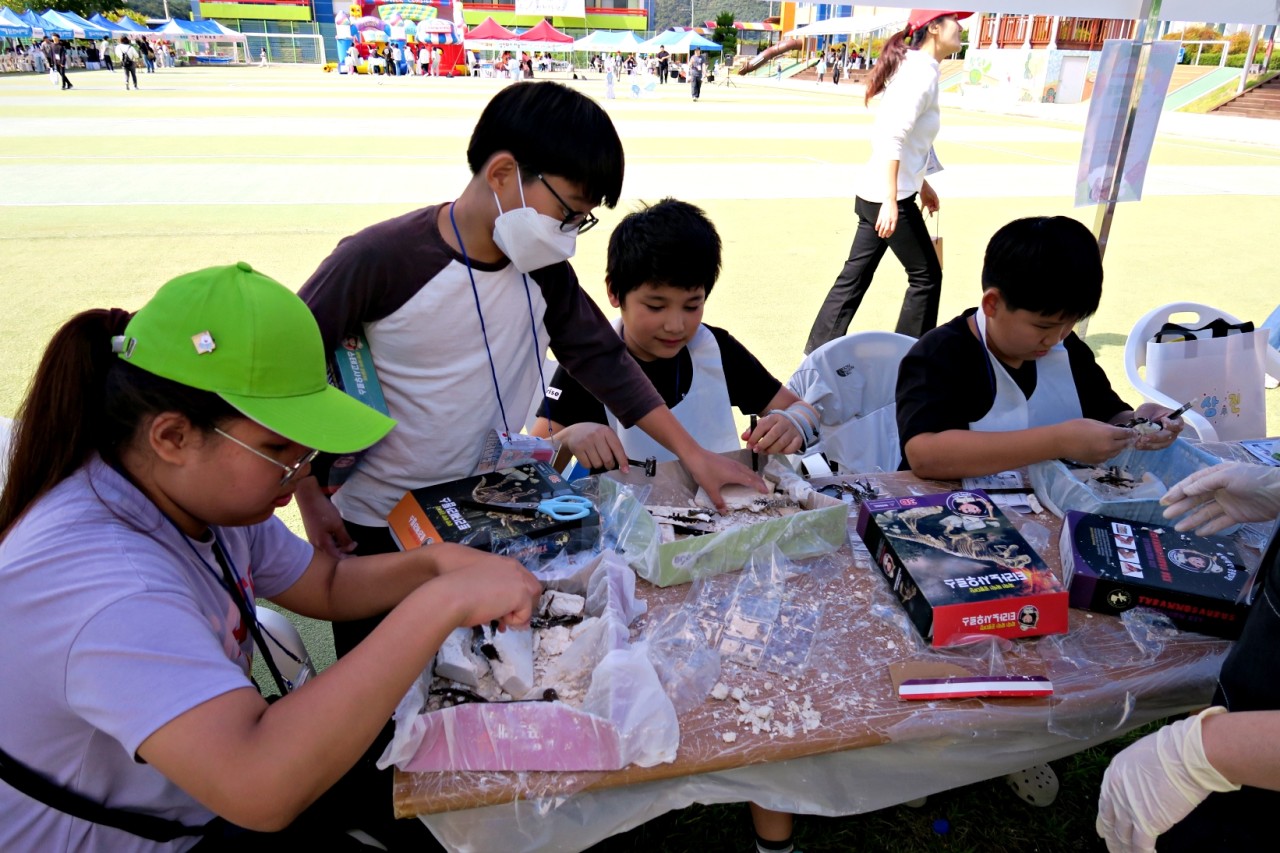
[336,2,464,75]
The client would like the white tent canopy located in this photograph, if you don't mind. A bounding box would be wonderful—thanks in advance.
[828,1,1279,25]
[787,14,907,39]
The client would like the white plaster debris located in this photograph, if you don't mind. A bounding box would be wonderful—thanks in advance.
[432,606,601,707]
[539,591,585,619]
[709,676,823,740]
[485,624,534,698]
[433,627,487,688]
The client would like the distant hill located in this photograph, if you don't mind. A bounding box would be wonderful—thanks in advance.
[651,1,773,36]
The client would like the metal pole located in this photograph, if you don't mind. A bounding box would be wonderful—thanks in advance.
[1240,24,1262,94]
[1080,0,1161,340]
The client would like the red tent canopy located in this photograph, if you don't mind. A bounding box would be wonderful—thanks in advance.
[517,20,572,43]
[465,17,517,41]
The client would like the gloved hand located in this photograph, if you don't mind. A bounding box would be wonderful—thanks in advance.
[1161,462,1280,535]
[1097,707,1240,853]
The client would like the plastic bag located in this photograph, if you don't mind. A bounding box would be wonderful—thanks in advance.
[1029,441,1224,525]
[378,549,675,773]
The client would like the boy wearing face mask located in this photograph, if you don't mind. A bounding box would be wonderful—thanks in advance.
[297,82,762,659]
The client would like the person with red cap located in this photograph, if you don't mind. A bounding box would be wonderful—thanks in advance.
[805,10,970,354]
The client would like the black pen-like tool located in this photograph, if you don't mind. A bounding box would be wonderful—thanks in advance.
[750,414,759,472]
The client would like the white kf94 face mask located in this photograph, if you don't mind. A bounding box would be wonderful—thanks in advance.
[491,169,578,273]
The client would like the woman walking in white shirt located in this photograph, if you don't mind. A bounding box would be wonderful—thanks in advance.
[805,9,969,352]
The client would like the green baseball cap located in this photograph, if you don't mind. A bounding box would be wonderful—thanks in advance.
[117,262,395,454]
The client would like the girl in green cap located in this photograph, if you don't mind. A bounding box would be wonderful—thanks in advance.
[0,263,541,850]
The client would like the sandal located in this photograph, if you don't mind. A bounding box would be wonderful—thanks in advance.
[1004,763,1059,807]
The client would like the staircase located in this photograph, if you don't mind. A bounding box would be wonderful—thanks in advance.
[1213,74,1280,118]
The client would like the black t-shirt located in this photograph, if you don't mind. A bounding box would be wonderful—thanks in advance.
[543,324,781,428]
[896,308,1131,454]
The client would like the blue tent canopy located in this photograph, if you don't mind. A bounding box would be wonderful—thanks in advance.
[0,8,33,37]
[635,29,722,54]
[113,17,152,36]
[18,10,59,38]
[43,9,110,40]
[88,13,130,36]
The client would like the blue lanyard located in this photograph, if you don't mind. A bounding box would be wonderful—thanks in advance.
[448,201,550,436]
[168,519,298,695]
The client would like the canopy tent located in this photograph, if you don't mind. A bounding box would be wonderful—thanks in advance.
[463,16,521,54]
[786,13,908,39]
[87,13,131,37]
[574,30,647,53]
[464,17,517,41]
[36,9,106,39]
[201,20,247,42]
[46,10,110,40]
[149,18,220,42]
[0,8,32,37]
[19,10,65,38]
[112,16,152,37]
[635,30,721,55]
[517,19,572,53]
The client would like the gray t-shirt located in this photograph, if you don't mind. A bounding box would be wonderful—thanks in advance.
[0,458,312,852]
[299,203,663,525]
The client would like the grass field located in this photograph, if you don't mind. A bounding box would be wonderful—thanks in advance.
[2,64,1277,852]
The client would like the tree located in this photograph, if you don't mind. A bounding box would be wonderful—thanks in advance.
[651,0,769,36]
[712,12,737,55]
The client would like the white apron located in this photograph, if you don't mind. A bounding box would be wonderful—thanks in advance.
[605,320,740,463]
[970,309,1082,432]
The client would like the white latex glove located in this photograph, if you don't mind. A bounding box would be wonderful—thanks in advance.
[1161,462,1280,536]
[1097,707,1241,853]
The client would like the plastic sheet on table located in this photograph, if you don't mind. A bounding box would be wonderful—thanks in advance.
[642,607,721,715]
[379,550,677,775]
[396,473,1239,853]
[682,544,826,675]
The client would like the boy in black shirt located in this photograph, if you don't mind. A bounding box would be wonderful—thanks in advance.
[535,198,818,471]
[896,216,1183,480]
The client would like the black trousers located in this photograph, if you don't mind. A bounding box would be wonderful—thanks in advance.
[123,61,138,88]
[103,53,114,71]
[691,74,702,99]
[804,193,942,354]
[55,62,71,89]
[190,747,440,851]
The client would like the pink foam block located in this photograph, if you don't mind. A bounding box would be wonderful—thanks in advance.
[400,702,624,772]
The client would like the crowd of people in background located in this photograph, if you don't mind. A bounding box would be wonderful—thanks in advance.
[815,46,869,84]
[0,35,176,76]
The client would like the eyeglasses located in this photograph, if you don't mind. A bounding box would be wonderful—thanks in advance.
[536,173,598,234]
[214,428,318,487]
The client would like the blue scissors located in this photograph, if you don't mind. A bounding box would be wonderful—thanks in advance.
[460,494,593,522]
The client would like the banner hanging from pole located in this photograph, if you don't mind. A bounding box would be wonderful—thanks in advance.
[1075,39,1178,206]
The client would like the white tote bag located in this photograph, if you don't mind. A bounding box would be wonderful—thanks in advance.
[1145,326,1267,441]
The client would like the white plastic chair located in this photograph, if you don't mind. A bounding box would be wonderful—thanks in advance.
[788,331,917,474]
[254,606,314,691]
[1124,302,1280,443]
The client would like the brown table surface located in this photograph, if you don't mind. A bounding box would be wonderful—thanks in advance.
[393,471,1243,818]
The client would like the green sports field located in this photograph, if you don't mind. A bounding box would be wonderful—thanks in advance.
[1,64,1277,852]
[2,66,1277,440]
